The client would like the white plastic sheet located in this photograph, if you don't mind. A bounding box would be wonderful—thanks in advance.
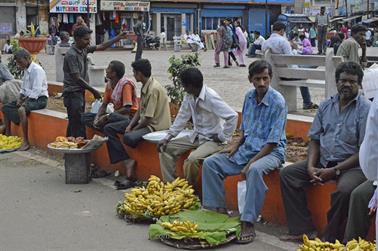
[362,64,378,100]
[237,180,247,214]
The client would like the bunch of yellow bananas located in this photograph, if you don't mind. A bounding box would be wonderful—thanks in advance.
[297,235,344,251]
[0,134,22,150]
[117,175,198,218]
[297,235,376,251]
[346,238,376,251]
[160,220,198,234]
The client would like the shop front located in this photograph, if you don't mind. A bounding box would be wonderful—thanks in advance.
[150,3,196,41]
[99,0,150,47]
[49,0,97,39]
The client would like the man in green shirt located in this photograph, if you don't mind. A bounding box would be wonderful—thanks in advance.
[337,24,368,67]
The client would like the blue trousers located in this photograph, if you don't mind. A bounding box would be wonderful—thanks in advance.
[202,153,282,223]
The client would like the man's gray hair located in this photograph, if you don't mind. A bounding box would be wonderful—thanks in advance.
[14,48,31,61]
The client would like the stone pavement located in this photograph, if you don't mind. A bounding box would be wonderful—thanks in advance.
[1,49,325,112]
[0,149,299,251]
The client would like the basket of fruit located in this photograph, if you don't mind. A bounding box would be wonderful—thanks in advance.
[0,134,23,153]
[116,176,200,222]
[148,209,241,249]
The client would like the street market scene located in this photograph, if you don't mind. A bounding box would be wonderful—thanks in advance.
[1,0,378,250]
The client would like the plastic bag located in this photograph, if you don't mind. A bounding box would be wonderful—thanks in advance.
[237,180,246,214]
[91,99,102,113]
[91,100,114,114]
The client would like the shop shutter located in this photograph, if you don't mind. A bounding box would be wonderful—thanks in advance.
[0,6,16,37]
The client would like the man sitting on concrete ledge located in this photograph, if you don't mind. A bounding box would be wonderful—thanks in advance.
[202,60,287,244]
[158,67,237,186]
[81,60,138,130]
[1,49,48,151]
[113,59,171,189]
[279,61,371,243]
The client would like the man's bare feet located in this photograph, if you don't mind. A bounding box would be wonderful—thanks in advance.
[18,142,30,151]
[236,221,256,244]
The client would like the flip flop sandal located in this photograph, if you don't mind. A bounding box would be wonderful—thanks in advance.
[115,179,136,190]
[236,232,256,244]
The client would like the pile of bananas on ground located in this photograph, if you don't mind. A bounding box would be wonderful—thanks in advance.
[346,238,376,251]
[117,175,199,219]
[49,136,87,149]
[160,220,198,234]
[297,235,376,251]
[0,134,23,150]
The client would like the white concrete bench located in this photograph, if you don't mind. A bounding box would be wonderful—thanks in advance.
[264,50,343,112]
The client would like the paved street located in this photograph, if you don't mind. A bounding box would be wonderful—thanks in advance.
[2,49,327,112]
[0,150,299,251]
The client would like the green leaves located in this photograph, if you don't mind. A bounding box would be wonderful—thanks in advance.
[165,53,201,105]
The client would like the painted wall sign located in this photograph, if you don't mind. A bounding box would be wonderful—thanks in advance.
[49,0,97,13]
[101,1,150,12]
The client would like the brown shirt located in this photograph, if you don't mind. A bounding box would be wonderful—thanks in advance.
[139,77,171,131]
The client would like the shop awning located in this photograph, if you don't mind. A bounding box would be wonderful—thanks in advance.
[338,15,362,23]
[287,17,313,23]
[330,17,344,23]
[362,17,378,24]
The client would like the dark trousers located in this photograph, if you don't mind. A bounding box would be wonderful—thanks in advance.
[103,115,151,164]
[248,44,262,56]
[317,26,327,54]
[2,96,47,124]
[310,38,316,47]
[135,36,143,61]
[344,180,375,242]
[63,92,86,138]
[280,160,366,242]
[228,51,237,65]
[300,86,312,108]
[81,112,130,130]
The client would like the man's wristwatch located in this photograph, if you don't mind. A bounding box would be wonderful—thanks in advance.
[334,167,341,177]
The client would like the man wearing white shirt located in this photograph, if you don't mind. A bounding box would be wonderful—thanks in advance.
[2,49,48,151]
[359,92,378,246]
[247,31,265,57]
[158,67,238,186]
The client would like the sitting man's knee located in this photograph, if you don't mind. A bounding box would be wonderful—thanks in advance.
[186,154,200,165]
[123,134,138,148]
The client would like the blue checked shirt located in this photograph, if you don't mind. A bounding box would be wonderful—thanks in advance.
[309,93,370,167]
[231,87,287,165]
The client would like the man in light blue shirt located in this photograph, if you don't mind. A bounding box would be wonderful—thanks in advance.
[158,67,238,186]
[262,21,318,110]
[202,60,287,244]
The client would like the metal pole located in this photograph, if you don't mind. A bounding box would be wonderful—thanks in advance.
[265,0,268,36]
[37,0,39,25]
[87,0,90,23]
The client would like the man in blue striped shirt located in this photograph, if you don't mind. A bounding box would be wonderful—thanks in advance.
[202,60,287,244]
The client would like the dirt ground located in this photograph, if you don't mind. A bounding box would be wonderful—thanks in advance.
[46,95,92,114]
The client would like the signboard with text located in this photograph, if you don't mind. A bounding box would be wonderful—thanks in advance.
[50,0,97,13]
[101,0,150,12]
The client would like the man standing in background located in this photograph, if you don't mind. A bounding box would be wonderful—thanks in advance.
[134,15,144,61]
[315,6,329,55]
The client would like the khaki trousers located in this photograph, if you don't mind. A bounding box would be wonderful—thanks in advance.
[159,136,223,185]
